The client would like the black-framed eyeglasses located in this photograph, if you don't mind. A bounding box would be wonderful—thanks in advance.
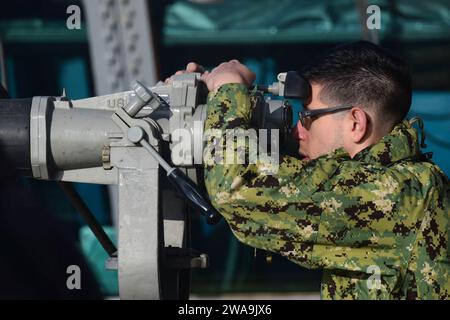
[298,105,353,128]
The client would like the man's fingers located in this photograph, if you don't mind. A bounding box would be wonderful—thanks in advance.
[200,71,210,80]
[177,60,254,91]
[186,62,197,72]
[166,62,207,85]
[164,76,173,84]
[186,62,205,73]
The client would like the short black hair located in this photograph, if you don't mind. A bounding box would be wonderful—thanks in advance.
[302,41,412,126]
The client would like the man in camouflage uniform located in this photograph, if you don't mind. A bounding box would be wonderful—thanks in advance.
[177,41,449,299]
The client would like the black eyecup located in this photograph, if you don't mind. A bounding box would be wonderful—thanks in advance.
[283,71,312,102]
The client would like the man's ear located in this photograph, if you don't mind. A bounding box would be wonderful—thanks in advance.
[348,107,369,143]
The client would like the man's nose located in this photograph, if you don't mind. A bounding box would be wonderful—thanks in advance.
[295,120,308,140]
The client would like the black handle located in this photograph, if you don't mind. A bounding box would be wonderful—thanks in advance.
[0,98,33,176]
[283,71,311,100]
[167,168,222,225]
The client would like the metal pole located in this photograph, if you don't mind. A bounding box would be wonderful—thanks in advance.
[58,181,118,257]
[0,37,8,91]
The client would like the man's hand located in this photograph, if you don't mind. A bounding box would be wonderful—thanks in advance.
[165,60,256,92]
[202,60,255,91]
[164,62,206,84]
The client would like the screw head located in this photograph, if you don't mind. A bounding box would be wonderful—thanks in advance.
[127,126,145,143]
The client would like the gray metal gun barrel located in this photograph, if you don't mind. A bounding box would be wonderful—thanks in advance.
[49,108,119,170]
[0,73,295,300]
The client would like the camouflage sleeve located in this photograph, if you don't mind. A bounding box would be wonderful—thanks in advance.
[203,83,346,268]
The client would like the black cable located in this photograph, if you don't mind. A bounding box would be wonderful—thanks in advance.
[58,182,117,257]
[250,85,268,92]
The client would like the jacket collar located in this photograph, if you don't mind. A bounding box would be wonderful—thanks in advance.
[352,120,422,166]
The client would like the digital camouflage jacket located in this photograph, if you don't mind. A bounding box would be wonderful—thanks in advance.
[203,83,450,300]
